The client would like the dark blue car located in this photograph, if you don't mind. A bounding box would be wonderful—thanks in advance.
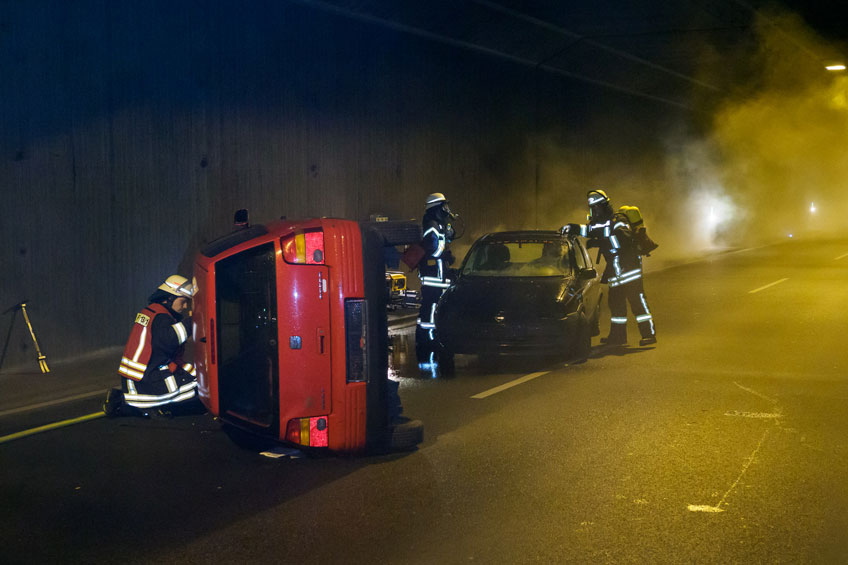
[435,231,602,366]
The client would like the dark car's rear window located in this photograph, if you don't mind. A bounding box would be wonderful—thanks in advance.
[461,239,573,277]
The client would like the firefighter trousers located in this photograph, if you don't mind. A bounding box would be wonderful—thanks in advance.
[607,278,656,342]
[416,285,445,365]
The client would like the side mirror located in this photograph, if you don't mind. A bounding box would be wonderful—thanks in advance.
[579,267,597,280]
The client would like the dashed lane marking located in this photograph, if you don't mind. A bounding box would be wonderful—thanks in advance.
[748,278,788,294]
[471,371,550,399]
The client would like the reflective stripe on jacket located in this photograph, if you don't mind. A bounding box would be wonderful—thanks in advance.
[118,303,188,381]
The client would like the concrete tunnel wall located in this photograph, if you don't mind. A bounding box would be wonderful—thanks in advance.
[0,0,688,370]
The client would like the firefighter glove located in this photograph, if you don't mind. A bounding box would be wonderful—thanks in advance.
[560,223,580,236]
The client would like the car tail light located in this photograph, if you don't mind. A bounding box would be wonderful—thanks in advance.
[344,299,367,382]
[282,230,325,264]
[285,416,329,447]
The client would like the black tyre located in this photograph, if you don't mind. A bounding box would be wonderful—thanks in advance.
[570,311,592,362]
[438,349,455,377]
[591,300,601,337]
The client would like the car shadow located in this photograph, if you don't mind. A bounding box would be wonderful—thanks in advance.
[588,343,654,359]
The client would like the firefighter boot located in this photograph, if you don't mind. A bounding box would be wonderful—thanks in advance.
[639,336,657,346]
[102,388,125,418]
[600,326,627,346]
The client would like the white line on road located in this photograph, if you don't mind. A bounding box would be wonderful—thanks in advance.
[724,411,781,419]
[688,427,771,514]
[835,252,848,260]
[733,382,778,404]
[0,390,105,418]
[748,278,788,294]
[471,371,550,399]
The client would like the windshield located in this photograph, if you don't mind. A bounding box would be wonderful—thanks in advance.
[461,239,573,277]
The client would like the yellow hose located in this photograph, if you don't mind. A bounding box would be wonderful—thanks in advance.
[0,412,105,444]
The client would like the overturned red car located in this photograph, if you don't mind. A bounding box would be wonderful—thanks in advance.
[192,213,422,454]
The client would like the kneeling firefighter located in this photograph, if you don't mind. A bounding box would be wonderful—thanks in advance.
[104,275,200,416]
[562,189,657,346]
[416,193,458,374]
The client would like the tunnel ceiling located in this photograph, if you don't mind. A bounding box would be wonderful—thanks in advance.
[295,0,848,110]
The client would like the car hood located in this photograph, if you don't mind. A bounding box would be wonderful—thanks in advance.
[439,275,576,321]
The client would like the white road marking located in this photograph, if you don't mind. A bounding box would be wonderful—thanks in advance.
[733,382,777,404]
[835,252,848,260]
[725,411,781,419]
[687,505,724,513]
[748,278,788,294]
[471,371,550,399]
[0,390,105,418]
[688,428,771,513]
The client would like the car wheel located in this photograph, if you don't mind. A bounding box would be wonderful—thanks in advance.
[571,311,591,362]
[438,348,455,377]
[591,300,601,337]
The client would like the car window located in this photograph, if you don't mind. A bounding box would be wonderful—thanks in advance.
[572,240,588,270]
[461,239,573,277]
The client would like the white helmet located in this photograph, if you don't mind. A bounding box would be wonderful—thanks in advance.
[158,275,197,298]
[425,193,447,209]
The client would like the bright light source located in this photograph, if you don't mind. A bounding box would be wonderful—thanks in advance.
[788,233,794,238]
[810,202,817,213]
[689,187,737,250]
[825,64,846,71]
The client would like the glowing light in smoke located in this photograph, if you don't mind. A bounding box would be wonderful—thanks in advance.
[825,64,846,71]
[689,187,738,250]
[809,202,816,213]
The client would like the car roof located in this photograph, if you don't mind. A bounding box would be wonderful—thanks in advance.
[479,230,563,242]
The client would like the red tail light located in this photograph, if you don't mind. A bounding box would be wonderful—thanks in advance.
[282,230,325,264]
[285,416,329,447]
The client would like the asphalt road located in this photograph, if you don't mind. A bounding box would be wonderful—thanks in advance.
[2,238,847,564]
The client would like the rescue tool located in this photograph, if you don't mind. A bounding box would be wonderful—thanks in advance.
[0,301,50,373]
[20,303,50,373]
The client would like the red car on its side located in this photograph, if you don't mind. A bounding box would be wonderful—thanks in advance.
[192,213,422,454]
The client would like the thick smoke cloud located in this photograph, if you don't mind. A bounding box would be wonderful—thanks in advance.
[707,9,848,244]
[520,5,848,271]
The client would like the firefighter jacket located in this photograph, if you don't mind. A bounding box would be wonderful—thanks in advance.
[419,211,454,289]
[581,213,643,287]
[118,303,195,382]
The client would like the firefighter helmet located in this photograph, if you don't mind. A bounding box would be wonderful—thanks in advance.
[587,189,610,206]
[425,193,448,209]
[158,275,197,298]
[587,189,613,221]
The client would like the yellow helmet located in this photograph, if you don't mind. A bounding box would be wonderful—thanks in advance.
[425,192,447,209]
[158,275,197,298]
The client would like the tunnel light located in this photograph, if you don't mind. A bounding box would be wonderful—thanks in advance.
[825,64,846,71]
[810,202,817,214]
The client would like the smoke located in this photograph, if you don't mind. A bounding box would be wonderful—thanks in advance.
[522,5,848,269]
[704,8,848,243]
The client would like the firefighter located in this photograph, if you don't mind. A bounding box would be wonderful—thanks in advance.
[103,275,200,417]
[562,189,657,346]
[416,192,457,375]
